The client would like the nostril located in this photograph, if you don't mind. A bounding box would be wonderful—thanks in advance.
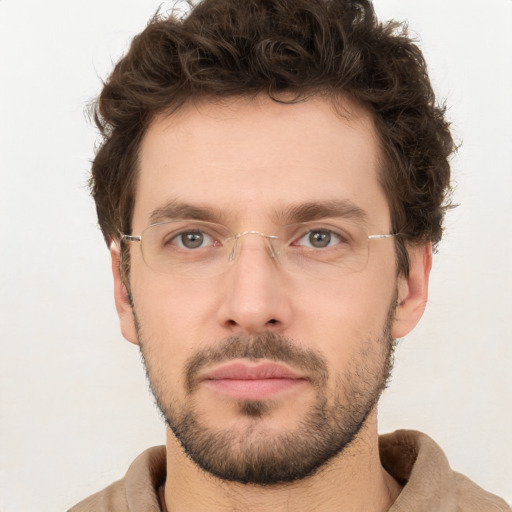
[266,318,278,325]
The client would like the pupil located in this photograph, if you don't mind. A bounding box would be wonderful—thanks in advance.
[182,231,203,249]
[310,231,330,248]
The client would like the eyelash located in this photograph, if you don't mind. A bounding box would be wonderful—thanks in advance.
[166,226,351,251]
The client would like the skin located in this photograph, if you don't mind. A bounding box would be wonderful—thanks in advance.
[111,95,431,512]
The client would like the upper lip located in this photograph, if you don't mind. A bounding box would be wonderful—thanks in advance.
[199,361,306,381]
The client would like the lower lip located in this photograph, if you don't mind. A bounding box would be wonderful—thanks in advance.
[204,378,306,400]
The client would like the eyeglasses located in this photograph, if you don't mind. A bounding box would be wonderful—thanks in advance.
[120,219,396,279]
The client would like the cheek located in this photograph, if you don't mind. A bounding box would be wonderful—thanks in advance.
[130,274,219,364]
[291,273,395,364]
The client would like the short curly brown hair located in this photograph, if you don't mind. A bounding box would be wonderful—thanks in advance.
[91,0,455,275]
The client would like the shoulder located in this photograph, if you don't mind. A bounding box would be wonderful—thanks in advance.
[454,472,512,512]
[380,430,511,512]
[68,479,129,512]
[67,446,166,512]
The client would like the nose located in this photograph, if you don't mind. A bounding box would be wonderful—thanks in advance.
[217,234,293,334]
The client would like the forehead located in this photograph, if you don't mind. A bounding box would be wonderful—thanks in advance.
[134,95,389,230]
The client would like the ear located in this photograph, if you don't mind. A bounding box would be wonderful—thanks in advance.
[111,243,139,345]
[391,243,432,339]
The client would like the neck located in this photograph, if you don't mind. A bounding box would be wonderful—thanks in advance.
[164,412,401,512]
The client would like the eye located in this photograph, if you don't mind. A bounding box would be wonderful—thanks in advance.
[295,228,344,249]
[172,230,215,249]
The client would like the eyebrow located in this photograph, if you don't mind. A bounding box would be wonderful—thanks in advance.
[149,200,227,225]
[274,199,369,225]
[149,198,368,226]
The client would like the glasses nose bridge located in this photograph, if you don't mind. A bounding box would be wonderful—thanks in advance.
[229,230,280,262]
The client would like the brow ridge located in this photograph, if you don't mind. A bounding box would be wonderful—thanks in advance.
[149,200,226,225]
[149,198,368,227]
[275,199,369,225]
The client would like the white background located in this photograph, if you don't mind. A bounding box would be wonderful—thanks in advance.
[1,1,511,510]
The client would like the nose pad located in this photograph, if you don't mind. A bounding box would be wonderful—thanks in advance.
[228,231,280,265]
[267,238,279,260]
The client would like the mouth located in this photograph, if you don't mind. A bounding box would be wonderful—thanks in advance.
[199,361,308,400]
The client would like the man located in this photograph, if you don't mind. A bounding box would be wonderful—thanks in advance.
[69,0,510,510]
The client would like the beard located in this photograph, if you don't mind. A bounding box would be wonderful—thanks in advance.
[136,303,396,486]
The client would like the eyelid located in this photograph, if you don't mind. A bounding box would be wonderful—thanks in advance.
[159,221,229,235]
[286,221,358,243]
[162,221,232,249]
[153,219,363,247]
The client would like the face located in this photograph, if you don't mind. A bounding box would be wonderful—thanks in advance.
[113,95,429,484]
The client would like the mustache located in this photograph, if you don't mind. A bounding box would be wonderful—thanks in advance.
[185,332,328,394]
